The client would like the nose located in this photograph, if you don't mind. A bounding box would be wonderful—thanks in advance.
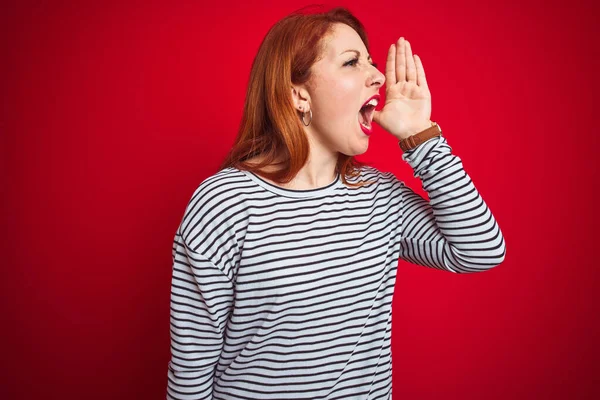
[368,66,385,88]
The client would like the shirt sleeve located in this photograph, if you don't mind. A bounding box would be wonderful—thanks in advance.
[394,134,506,273]
[166,230,234,400]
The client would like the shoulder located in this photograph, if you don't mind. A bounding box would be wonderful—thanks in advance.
[178,167,250,255]
[357,164,404,188]
[188,167,247,202]
[360,164,387,179]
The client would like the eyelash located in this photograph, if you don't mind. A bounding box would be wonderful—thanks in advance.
[344,57,378,69]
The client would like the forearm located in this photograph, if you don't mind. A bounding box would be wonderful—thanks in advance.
[399,135,506,273]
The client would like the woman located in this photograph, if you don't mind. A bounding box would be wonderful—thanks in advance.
[166,6,506,400]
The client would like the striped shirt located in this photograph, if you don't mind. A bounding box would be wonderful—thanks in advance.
[166,135,506,399]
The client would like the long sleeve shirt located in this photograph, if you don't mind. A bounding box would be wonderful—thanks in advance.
[166,135,506,400]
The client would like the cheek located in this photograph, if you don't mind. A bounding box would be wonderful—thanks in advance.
[315,79,361,119]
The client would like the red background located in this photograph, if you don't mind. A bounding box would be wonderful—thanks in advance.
[2,1,598,399]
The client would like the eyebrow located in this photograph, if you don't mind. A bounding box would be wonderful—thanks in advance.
[340,49,372,60]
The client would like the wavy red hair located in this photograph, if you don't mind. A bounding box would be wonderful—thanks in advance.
[219,5,377,188]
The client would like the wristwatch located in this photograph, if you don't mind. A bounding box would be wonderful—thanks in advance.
[398,121,442,152]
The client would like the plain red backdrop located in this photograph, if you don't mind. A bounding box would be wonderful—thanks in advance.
[2,0,598,399]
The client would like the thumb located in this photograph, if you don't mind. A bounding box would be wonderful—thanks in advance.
[372,110,379,125]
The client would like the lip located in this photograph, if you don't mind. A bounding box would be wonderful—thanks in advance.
[360,119,373,136]
[358,122,373,136]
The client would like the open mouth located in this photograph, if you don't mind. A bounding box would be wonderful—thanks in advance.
[358,94,379,131]
[358,103,375,130]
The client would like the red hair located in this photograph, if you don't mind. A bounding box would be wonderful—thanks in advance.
[219,5,377,188]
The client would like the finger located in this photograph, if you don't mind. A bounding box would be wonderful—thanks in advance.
[372,109,379,124]
[405,39,416,82]
[385,44,396,86]
[396,37,405,82]
[414,54,429,90]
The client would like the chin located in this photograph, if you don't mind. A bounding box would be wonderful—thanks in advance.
[347,142,369,157]
[356,144,369,155]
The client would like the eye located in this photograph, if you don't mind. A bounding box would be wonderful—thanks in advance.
[344,57,359,67]
[344,57,378,69]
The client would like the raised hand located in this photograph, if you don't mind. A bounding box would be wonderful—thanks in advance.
[372,37,432,140]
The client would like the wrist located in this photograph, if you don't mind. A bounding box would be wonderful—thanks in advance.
[398,121,442,152]
[398,120,433,141]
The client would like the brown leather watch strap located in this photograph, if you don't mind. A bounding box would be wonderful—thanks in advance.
[398,121,442,152]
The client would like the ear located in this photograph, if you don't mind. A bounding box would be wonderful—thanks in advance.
[291,85,311,112]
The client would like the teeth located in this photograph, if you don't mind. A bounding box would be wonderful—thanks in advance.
[359,97,377,130]
[363,98,379,108]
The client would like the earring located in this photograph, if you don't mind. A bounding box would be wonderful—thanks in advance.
[301,109,312,126]
[298,105,311,127]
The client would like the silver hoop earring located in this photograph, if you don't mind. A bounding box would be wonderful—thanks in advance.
[301,109,312,127]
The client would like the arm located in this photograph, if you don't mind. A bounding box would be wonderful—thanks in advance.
[395,135,506,273]
[167,231,234,400]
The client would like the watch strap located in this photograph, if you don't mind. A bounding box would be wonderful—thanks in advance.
[398,121,442,152]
